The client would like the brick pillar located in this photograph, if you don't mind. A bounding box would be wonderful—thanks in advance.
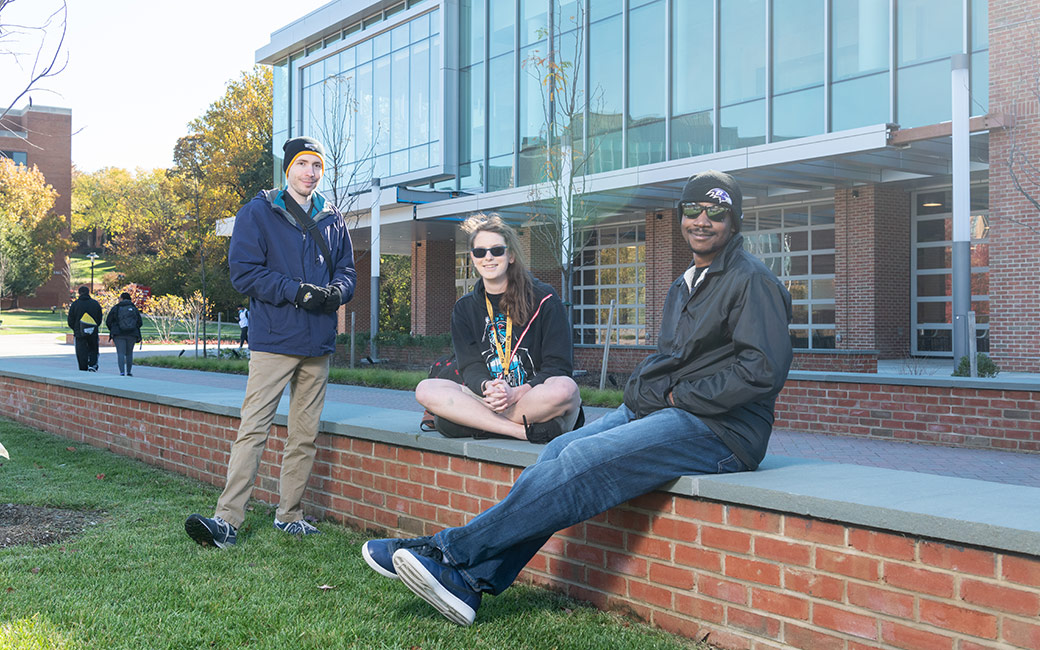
[521,224,564,295]
[644,208,690,347]
[410,238,455,336]
[986,1,1040,372]
[342,251,371,335]
[834,185,911,358]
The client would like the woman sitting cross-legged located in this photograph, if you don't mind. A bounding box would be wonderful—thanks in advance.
[415,213,582,444]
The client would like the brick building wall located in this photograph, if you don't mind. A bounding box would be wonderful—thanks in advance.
[2,375,1038,649]
[0,105,72,309]
[644,208,691,348]
[986,1,1040,372]
[834,186,911,359]
[409,238,455,335]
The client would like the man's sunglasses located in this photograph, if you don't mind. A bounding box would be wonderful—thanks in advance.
[680,203,731,223]
[471,245,508,258]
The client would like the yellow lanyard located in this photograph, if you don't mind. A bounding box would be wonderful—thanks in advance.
[485,294,512,378]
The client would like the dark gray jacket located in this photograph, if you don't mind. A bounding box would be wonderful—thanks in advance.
[623,234,793,469]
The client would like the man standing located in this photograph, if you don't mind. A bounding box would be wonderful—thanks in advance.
[185,136,356,547]
[362,170,793,625]
[237,306,249,349]
[67,285,103,372]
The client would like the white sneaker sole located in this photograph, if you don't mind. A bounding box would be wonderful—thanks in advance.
[392,550,476,626]
[362,542,400,580]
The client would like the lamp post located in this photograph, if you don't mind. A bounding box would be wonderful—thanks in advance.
[87,252,99,293]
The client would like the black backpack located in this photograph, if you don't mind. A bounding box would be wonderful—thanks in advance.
[428,353,461,382]
[117,303,139,333]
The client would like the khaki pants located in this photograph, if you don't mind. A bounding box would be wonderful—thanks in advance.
[215,350,330,529]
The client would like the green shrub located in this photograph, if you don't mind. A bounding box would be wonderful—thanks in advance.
[952,352,1000,378]
[335,331,452,350]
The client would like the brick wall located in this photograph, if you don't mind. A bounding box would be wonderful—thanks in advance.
[790,352,878,373]
[834,186,911,359]
[410,238,455,336]
[2,374,1038,649]
[775,379,1040,452]
[987,1,1040,372]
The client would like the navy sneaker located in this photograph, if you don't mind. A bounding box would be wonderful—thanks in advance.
[362,537,434,580]
[185,514,237,548]
[392,548,482,626]
[273,518,321,536]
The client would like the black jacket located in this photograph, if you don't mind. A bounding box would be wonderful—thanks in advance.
[452,275,574,395]
[106,298,143,341]
[623,234,793,470]
[67,295,103,339]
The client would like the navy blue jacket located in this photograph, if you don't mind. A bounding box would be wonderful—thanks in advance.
[229,189,356,357]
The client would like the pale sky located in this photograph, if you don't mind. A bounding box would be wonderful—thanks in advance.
[1,0,329,173]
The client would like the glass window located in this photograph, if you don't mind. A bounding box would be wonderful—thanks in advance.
[833,0,888,80]
[898,0,962,66]
[461,0,485,66]
[490,0,515,57]
[831,72,888,131]
[589,13,623,172]
[720,0,765,106]
[410,39,431,148]
[521,0,548,46]
[0,150,28,166]
[392,49,410,152]
[773,87,824,141]
[392,23,410,52]
[971,50,988,116]
[898,59,952,128]
[671,0,713,158]
[773,0,823,93]
[519,41,548,186]
[628,0,666,167]
[488,54,515,159]
[745,202,836,349]
[487,153,514,191]
[720,100,765,150]
[572,221,646,346]
[373,55,391,156]
[460,63,485,171]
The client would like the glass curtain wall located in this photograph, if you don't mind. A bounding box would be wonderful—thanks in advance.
[449,0,987,191]
[272,8,441,188]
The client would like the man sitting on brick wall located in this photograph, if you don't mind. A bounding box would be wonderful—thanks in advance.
[361,170,794,625]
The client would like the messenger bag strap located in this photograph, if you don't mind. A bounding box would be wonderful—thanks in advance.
[282,191,335,283]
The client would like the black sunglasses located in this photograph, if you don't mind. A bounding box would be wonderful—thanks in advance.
[471,245,507,258]
[681,203,731,223]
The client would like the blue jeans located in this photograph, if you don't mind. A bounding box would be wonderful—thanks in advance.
[432,404,748,594]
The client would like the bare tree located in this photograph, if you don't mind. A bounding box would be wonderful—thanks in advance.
[309,71,381,230]
[0,0,68,125]
[521,3,603,319]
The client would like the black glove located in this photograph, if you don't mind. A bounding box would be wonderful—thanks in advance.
[321,285,342,313]
[295,283,327,311]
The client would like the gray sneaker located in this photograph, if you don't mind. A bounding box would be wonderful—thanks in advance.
[185,514,237,548]
[274,518,321,536]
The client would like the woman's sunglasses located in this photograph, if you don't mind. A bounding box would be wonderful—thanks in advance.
[471,245,508,258]
[680,203,730,223]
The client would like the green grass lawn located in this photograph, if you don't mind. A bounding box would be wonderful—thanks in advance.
[0,419,705,649]
[0,309,68,335]
[69,254,117,287]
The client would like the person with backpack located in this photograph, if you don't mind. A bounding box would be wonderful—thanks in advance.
[67,285,103,372]
[106,292,143,376]
[237,306,249,348]
[414,213,582,444]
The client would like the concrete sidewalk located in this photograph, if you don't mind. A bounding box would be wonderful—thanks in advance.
[3,344,1038,489]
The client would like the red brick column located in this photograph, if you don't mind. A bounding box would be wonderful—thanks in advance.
[521,225,564,295]
[410,238,455,336]
[986,1,1040,372]
[834,186,911,358]
[644,208,691,347]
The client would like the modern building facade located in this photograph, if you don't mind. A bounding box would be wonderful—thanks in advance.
[0,104,73,309]
[257,0,1039,372]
